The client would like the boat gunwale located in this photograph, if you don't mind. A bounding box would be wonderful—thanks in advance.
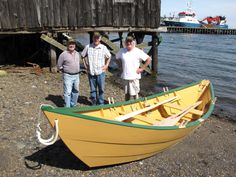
[41,80,215,130]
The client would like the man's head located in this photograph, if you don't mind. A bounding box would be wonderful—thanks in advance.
[67,39,76,52]
[93,32,101,46]
[125,36,135,51]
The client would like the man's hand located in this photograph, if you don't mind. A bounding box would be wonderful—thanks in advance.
[102,65,108,72]
[136,68,144,74]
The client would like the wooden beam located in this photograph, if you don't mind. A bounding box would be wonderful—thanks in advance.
[40,34,66,51]
[111,37,123,43]
[101,36,119,54]
[62,33,85,51]
[136,43,149,49]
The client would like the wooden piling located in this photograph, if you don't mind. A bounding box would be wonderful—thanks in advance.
[49,46,57,73]
[151,33,158,74]
[118,32,123,48]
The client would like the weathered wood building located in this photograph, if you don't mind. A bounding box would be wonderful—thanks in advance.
[0,0,161,72]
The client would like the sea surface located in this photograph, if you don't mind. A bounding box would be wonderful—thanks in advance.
[149,33,236,120]
[76,33,236,120]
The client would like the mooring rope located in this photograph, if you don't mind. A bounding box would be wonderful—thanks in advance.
[36,119,59,146]
[36,104,58,146]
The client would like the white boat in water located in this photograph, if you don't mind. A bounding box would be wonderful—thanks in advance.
[163,2,202,28]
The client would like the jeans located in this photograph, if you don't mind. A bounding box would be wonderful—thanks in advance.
[63,73,79,107]
[88,72,105,105]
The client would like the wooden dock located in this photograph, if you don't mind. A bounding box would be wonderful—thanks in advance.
[165,27,236,35]
[0,0,161,73]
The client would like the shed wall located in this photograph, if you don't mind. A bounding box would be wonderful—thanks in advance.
[0,0,160,32]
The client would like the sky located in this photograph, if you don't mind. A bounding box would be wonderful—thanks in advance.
[161,0,236,28]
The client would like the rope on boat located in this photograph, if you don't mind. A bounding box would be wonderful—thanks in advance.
[36,104,57,146]
[198,118,204,122]
[36,119,59,146]
[39,104,55,109]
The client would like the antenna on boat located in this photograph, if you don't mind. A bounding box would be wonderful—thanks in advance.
[187,0,192,9]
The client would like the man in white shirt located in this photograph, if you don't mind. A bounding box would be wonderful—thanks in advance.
[81,32,111,105]
[116,36,151,101]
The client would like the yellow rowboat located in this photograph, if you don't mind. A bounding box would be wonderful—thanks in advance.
[38,80,215,167]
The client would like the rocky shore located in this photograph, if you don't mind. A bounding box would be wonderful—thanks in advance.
[0,67,235,177]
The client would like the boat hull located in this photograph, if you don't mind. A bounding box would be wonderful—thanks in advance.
[41,80,215,167]
[202,23,229,29]
[164,21,202,28]
[44,111,197,167]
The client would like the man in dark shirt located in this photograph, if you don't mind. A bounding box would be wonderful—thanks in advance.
[58,39,80,107]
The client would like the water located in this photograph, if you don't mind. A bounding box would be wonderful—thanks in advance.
[154,33,236,120]
[76,33,236,120]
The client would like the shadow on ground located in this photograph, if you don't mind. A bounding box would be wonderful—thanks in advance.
[24,140,90,171]
[45,95,64,107]
[78,95,91,105]
[45,95,93,107]
[78,95,110,105]
[24,140,120,171]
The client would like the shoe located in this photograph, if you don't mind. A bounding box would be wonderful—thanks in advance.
[91,100,97,106]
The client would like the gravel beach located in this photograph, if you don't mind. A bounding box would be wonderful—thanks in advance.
[0,67,235,177]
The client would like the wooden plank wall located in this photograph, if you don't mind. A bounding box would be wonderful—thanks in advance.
[0,0,160,32]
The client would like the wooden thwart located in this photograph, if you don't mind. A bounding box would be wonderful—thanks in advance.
[117,111,158,125]
[115,96,178,122]
[164,103,203,116]
[154,101,202,126]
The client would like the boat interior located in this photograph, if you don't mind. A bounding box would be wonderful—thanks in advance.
[77,80,213,127]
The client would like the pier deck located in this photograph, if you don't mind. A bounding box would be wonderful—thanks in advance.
[165,27,236,35]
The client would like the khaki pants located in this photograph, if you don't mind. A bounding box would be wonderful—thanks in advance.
[124,79,140,101]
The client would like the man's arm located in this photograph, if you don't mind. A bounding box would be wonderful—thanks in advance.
[57,53,64,71]
[82,57,89,70]
[102,57,111,71]
[102,46,112,71]
[137,56,151,74]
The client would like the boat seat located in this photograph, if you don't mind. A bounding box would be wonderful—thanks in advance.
[117,111,159,125]
[154,101,202,126]
[115,96,178,122]
[164,103,203,116]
